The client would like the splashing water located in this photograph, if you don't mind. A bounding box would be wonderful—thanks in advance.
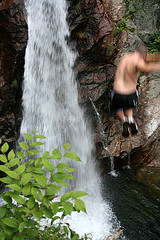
[21,0,119,238]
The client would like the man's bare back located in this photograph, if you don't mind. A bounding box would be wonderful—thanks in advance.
[114,52,141,94]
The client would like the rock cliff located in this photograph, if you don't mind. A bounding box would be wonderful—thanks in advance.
[0,0,27,146]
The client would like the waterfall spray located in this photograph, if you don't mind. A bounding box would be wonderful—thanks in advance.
[21,0,118,238]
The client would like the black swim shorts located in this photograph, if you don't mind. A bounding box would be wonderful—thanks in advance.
[110,90,138,111]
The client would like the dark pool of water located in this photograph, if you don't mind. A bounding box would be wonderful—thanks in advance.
[102,167,160,240]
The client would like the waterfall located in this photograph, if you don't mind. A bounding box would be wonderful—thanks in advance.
[21,0,119,238]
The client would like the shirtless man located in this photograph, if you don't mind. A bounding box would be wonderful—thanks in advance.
[111,45,160,137]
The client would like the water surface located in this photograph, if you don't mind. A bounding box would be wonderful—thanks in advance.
[102,167,160,240]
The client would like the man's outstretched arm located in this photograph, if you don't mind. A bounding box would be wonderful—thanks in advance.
[137,59,160,73]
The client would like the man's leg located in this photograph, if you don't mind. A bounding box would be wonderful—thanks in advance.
[116,108,125,122]
[116,109,129,137]
[124,108,138,134]
[124,108,133,118]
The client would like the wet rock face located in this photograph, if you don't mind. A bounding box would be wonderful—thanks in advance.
[68,0,115,63]
[0,0,14,11]
[129,0,160,41]
[0,0,27,143]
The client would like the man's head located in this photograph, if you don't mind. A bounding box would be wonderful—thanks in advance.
[135,44,148,60]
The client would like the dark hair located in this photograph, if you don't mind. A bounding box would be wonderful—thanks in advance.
[135,44,148,55]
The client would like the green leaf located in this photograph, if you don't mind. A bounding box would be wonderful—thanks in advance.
[9,158,20,167]
[50,149,62,160]
[75,199,87,213]
[46,184,61,196]
[60,192,72,202]
[18,207,30,214]
[62,201,75,215]
[52,172,74,182]
[18,142,29,151]
[33,168,46,174]
[32,131,38,134]
[32,209,43,220]
[18,222,26,233]
[30,142,44,147]
[12,195,26,205]
[35,158,42,166]
[42,208,53,219]
[33,174,47,188]
[64,152,81,162]
[63,143,71,150]
[1,142,9,153]
[6,184,21,192]
[50,202,61,214]
[3,227,13,238]
[26,164,34,172]
[42,151,50,158]
[6,171,19,179]
[24,133,33,142]
[0,232,6,240]
[66,168,76,173]
[22,184,31,196]
[55,179,69,187]
[21,173,32,186]
[13,235,23,240]
[2,218,18,228]
[0,207,7,218]
[34,134,46,139]
[31,187,43,202]
[17,164,26,174]
[1,193,12,204]
[0,165,9,173]
[71,191,88,199]
[64,226,69,236]
[43,197,50,208]
[27,150,41,156]
[57,163,69,172]
[17,151,25,159]
[23,228,39,237]
[28,159,34,164]
[0,176,12,184]
[0,154,7,163]
[5,191,15,197]
[28,219,37,227]
[27,197,35,210]
[8,150,15,161]
[42,158,55,172]
[0,139,1,144]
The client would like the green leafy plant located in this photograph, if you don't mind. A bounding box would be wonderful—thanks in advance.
[0,132,90,240]
[124,0,138,18]
[145,35,160,53]
[114,18,135,37]
[108,45,116,56]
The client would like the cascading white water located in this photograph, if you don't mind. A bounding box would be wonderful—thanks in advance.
[21,0,119,238]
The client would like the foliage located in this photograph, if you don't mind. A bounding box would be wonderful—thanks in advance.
[77,32,85,39]
[145,35,160,53]
[11,79,18,89]
[0,132,90,240]
[108,45,116,56]
[75,2,81,14]
[115,0,138,38]
[125,0,130,8]
[114,18,135,37]
[125,0,138,17]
